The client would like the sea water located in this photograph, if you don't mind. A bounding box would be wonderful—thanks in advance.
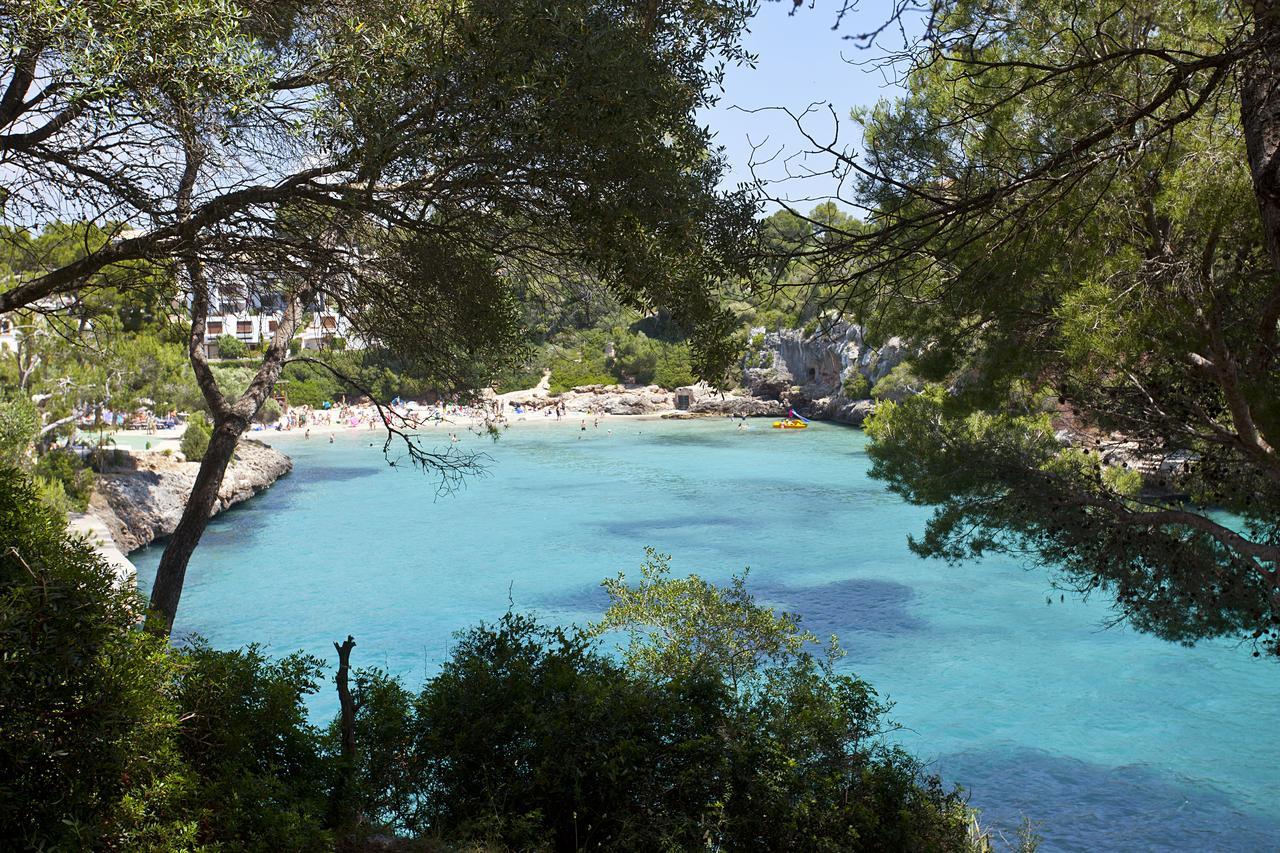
[132,419,1280,851]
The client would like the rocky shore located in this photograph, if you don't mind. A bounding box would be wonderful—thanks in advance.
[86,439,293,555]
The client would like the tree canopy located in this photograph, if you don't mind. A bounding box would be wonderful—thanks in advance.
[2,0,764,633]
[776,0,1280,656]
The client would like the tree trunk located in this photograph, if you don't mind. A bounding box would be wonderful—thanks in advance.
[332,635,361,847]
[145,416,247,635]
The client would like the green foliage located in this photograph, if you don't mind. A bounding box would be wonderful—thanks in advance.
[653,343,696,390]
[843,372,872,399]
[32,475,76,522]
[821,0,1280,657]
[871,361,921,401]
[0,469,194,850]
[33,449,94,512]
[215,333,248,360]
[592,547,836,688]
[180,412,212,462]
[174,643,333,851]
[381,552,977,851]
[548,350,614,395]
[0,392,38,467]
[865,389,1280,656]
[0,494,981,849]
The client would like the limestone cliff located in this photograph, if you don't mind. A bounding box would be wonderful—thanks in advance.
[740,321,910,425]
[88,439,292,553]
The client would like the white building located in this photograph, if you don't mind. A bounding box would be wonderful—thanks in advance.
[202,310,362,357]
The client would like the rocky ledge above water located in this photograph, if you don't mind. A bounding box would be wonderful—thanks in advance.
[88,439,292,553]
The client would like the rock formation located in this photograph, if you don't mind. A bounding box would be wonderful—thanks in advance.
[740,321,910,425]
[88,439,292,553]
[529,384,677,415]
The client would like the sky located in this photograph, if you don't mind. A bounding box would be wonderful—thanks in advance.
[700,1,910,213]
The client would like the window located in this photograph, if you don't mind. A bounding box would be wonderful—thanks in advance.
[236,321,252,336]
[321,316,337,331]
[207,321,223,335]
[268,321,279,332]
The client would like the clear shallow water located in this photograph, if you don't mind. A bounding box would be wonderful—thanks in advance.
[133,420,1280,851]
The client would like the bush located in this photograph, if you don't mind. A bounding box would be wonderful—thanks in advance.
[289,337,303,355]
[548,351,614,395]
[0,393,38,467]
[376,607,977,851]
[842,372,872,399]
[215,334,247,360]
[872,361,922,401]
[0,469,194,850]
[181,413,212,462]
[175,644,333,851]
[653,344,696,390]
[34,449,94,512]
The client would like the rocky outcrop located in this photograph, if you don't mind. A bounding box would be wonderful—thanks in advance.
[541,384,676,415]
[89,439,292,553]
[740,321,910,424]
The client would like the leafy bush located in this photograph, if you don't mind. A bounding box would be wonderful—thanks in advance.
[175,644,333,851]
[653,343,696,389]
[872,361,922,401]
[843,372,872,399]
[215,334,247,360]
[0,469,194,850]
[0,393,38,467]
[548,351,614,395]
[32,475,76,521]
[34,449,94,512]
[181,413,212,462]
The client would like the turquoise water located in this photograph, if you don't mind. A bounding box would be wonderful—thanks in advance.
[133,420,1280,851]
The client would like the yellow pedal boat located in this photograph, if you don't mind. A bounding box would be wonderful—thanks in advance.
[772,419,809,429]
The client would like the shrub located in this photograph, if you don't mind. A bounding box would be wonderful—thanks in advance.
[215,334,247,360]
[175,644,333,851]
[871,361,922,401]
[0,469,194,850]
[653,344,696,390]
[181,413,212,462]
[842,372,872,399]
[0,393,38,467]
[548,351,614,395]
[34,449,94,512]
[289,337,303,355]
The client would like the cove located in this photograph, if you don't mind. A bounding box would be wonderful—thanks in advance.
[132,419,1280,851]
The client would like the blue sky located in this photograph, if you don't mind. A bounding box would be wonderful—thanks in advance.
[701,1,909,212]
